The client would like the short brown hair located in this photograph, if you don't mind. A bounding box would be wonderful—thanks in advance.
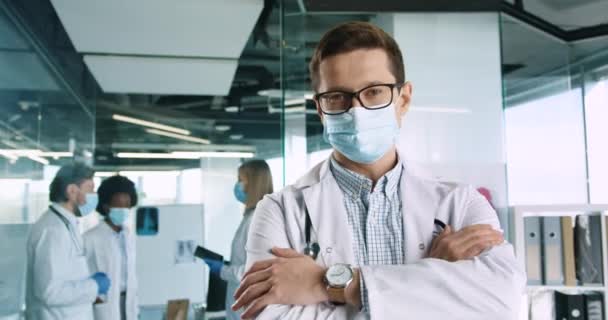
[309,21,405,91]
[239,159,273,209]
[49,163,95,202]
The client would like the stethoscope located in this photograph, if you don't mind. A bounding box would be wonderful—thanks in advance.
[302,205,320,260]
[433,218,446,237]
[49,205,84,255]
[301,201,446,260]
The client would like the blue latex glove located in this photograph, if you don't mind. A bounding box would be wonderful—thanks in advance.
[203,258,223,276]
[91,272,111,295]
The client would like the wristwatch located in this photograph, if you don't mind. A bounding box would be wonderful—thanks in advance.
[324,263,354,305]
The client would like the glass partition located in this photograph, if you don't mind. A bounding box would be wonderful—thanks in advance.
[501,13,608,206]
[0,3,96,225]
[0,2,96,316]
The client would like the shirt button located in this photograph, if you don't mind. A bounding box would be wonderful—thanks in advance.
[419,243,425,250]
[326,247,333,254]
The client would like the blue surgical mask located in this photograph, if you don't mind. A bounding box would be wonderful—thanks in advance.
[323,103,399,164]
[234,182,247,204]
[109,208,130,226]
[78,193,98,217]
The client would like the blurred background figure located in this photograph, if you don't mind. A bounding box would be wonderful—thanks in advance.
[84,175,139,320]
[203,159,274,320]
[26,163,110,320]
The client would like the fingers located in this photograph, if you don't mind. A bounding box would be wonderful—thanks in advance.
[457,228,503,246]
[455,229,504,259]
[272,247,302,258]
[431,225,452,252]
[458,224,493,233]
[242,259,278,279]
[241,293,274,319]
[234,267,273,300]
[232,280,273,312]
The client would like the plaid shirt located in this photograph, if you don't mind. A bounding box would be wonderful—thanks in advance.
[329,157,405,314]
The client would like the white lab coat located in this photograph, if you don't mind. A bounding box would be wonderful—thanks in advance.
[245,157,526,320]
[220,209,254,320]
[26,205,98,320]
[84,222,138,320]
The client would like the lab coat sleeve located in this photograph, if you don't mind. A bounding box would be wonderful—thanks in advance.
[245,197,354,320]
[361,186,526,320]
[83,234,99,273]
[220,259,245,284]
[32,227,99,307]
[220,218,250,283]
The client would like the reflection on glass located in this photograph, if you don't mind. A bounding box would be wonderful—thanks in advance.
[505,90,588,205]
[585,76,608,203]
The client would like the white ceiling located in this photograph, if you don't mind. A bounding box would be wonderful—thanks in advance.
[50,0,264,95]
[84,55,238,95]
[49,0,263,57]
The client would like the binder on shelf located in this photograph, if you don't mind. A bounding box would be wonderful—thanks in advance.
[575,214,604,285]
[561,216,577,286]
[542,217,564,285]
[555,291,585,320]
[524,216,543,285]
[584,292,604,320]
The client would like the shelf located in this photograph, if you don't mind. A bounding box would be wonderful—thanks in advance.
[527,285,605,291]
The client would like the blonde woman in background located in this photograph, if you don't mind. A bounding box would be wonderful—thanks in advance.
[202,159,273,320]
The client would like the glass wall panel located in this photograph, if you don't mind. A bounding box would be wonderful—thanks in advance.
[582,51,608,204]
[501,14,608,206]
[501,14,589,205]
[0,1,96,316]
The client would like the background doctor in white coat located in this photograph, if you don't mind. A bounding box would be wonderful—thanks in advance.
[84,175,139,320]
[233,21,525,319]
[26,163,111,320]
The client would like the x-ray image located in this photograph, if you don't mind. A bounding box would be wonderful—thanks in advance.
[137,207,159,236]
[175,240,196,264]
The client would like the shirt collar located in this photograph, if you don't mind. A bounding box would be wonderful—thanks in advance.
[51,203,79,228]
[329,156,403,197]
[100,219,127,235]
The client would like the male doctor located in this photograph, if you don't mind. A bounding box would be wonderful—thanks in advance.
[233,22,525,319]
[26,163,110,320]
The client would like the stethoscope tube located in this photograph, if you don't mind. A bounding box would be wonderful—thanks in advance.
[49,205,84,254]
[303,205,320,260]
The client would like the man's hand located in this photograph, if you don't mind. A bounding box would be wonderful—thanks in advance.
[429,224,503,262]
[232,248,328,319]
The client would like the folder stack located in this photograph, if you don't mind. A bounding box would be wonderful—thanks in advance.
[524,216,578,286]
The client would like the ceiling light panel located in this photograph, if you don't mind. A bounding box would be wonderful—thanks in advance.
[84,55,238,95]
[50,0,264,58]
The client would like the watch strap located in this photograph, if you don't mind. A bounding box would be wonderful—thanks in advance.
[327,286,346,305]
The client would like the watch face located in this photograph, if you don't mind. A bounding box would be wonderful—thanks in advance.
[326,264,353,287]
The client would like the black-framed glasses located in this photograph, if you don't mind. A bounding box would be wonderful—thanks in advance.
[314,83,404,115]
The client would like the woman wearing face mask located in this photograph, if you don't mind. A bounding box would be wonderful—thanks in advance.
[83,175,139,320]
[202,159,273,320]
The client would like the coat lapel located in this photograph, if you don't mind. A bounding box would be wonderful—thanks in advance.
[402,167,436,262]
[301,161,356,267]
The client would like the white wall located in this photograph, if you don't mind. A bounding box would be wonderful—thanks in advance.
[505,89,588,205]
[376,13,508,210]
[200,158,243,258]
[585,79,608,204]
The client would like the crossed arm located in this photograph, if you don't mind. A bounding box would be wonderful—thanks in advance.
[233,225,508,319]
